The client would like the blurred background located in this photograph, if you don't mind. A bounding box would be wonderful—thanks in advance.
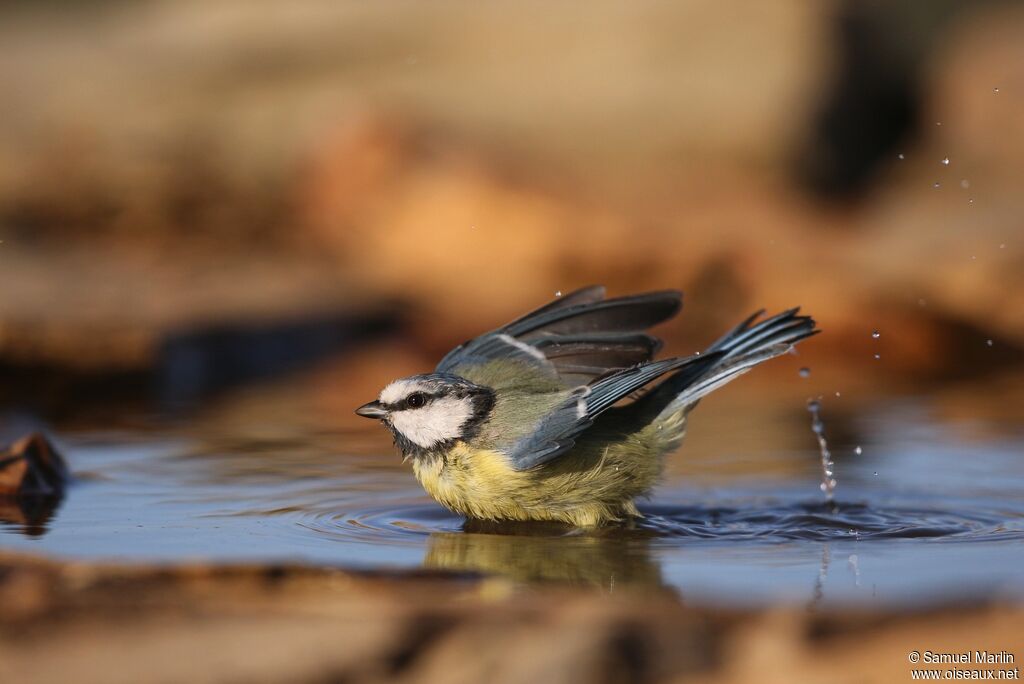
[1,0,1022,432]
[4,6,1024,680]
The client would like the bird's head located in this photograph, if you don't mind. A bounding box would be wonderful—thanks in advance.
[356,373,495,457]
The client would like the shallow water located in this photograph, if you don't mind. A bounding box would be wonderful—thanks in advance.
[2,399,1022,607]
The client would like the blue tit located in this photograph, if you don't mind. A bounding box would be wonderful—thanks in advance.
[356,286,818,527]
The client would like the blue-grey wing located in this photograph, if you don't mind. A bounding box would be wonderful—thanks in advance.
[435,286,682,385]
[505,306,820,470]
[505,353,724,470]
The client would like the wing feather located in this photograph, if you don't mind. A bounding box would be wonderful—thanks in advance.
[436,287,681,383]
[506,352,724,470]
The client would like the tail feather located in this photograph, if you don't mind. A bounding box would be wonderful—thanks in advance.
[661,344,789,413]
[643,308,817,420]
[708,307,815,358]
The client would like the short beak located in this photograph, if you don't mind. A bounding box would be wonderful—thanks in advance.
[355,400,388,419]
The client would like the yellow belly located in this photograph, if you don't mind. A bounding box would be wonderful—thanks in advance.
[410,440,664,527]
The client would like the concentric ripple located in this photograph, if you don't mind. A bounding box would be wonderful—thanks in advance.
[639,501,1024,543]
[287,497,1024,546]
[296,502,463,545]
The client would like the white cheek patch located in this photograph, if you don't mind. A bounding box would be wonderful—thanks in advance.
[388,396,474,449]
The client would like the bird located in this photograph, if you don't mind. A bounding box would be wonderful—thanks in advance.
[355,286,818,527]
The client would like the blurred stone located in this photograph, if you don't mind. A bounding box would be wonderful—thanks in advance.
[0,550,1020,684]
[0,433,67,497]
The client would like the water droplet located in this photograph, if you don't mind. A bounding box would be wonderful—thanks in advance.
[554,290,562,297]
[806,399,836,502]
[941,157,950,166]
[854,446,863,455]
[871,330,880,339]
[994,87,1000,93]
[799,367,811,378]
[960,179,970,189]
[936,121,942,126]
[986,339,993,347]
[897,153,905,160]
[835,391,841,397]
[933,182,941,189]
[874,353,881,360]
[873,471,878,476]
[968,198,974,205]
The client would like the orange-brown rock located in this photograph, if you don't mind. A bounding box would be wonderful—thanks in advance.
[0,433,68,497]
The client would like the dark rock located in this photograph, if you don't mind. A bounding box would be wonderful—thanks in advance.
[0,433,68,497]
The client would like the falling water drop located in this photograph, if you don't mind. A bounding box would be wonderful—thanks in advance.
[554,290,562,297]
[933,182,941,189]
[969,198,975,205]
[874,353,881,360]
[807,399,836,502]
[848,554,861,586]
[994,87,1000,93]
[854,446,863,455]
[871,330,880,339]
[941,157,950,166]
[898,153,906,160]
[986,339,994,347]
[799,367,811,378]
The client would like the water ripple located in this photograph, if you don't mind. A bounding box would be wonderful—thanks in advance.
[289,499,1023,546]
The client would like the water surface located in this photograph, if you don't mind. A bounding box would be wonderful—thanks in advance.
[2,400,1022,607]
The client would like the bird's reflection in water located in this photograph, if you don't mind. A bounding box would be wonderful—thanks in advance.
[423,519,669,592]
[0,494,63,537]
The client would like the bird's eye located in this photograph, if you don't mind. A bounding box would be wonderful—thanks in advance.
[407,393,426,408]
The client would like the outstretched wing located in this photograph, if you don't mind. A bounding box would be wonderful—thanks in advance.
[436,286,682,385]
[505,352,725,470]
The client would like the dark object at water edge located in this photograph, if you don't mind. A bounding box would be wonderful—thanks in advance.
[0,432,68,497]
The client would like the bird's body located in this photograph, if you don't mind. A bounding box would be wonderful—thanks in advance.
[357,287,817,527]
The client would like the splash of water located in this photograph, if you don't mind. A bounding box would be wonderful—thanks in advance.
[807,399,836,501]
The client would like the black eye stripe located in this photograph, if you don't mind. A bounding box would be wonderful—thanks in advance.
[391,391,442,411]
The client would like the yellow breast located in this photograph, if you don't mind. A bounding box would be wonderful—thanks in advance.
[409,441,653,527]
[411,443,529,521]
